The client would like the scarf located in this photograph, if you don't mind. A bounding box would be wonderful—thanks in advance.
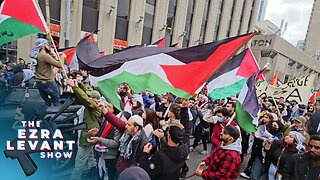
[22,69,35,82]
[95,120,114,178]
[30,38,48,71]
[118,129,141,159]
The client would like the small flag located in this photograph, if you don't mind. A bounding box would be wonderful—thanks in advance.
[270,70,279,86]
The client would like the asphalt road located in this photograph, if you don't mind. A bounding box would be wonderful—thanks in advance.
[183,137,249,180]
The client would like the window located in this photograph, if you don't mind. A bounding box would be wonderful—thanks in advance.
[261,51,271,57]
[288,59,295,66]
[296,63,302,69]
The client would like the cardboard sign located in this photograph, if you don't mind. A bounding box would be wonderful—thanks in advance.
[256,74,315,104]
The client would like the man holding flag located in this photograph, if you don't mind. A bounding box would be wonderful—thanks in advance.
[30,38,65,106]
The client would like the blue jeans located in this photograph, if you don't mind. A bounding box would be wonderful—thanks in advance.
[36,81,60,106]
[250,157,267,180]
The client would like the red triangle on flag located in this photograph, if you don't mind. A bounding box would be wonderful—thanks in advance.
[1,0,48,33]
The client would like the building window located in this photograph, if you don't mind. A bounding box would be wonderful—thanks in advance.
[288,59,295,66]
[296,63,302,69]
[260,50,277,58]
[115,0,129,41]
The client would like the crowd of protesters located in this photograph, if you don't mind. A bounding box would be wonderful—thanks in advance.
[3,38,320,180]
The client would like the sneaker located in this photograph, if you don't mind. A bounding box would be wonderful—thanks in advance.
[240,172,250,179]
[180,166,189,178]
[200,150,208,155]
[190,147,195,152]
[186,155,190,160]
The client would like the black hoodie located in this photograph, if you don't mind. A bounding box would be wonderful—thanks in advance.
[138,143,189,180]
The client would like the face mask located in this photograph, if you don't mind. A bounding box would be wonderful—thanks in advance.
[285,103,289,106]
[217,116,223,122]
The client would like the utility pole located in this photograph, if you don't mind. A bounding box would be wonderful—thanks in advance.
[65,0,70,48]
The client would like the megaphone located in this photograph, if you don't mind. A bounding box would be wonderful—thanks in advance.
[255,125,279,141]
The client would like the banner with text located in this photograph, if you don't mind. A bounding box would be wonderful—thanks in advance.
[256,74,315,104]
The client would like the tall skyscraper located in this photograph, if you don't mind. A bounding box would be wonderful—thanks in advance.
[256,0,268,21]
[304,0,320,59]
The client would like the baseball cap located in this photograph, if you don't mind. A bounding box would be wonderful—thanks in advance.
[224,125,240,140]
[86,90,101,99]
[131,115,143,126]
[294,116,306,123]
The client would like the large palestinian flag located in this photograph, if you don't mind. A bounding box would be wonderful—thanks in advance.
[236,68,266,134]
[0,0,48,45]
[207,48,259,100]
[77,33,256,110]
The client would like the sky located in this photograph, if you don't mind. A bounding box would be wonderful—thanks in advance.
[264,0,314,46]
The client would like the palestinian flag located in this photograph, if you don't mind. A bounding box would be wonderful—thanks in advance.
[58,47,78,70]
[236,68,266,134]
[0,0,48,45]
[171,42,179,48]
[77,32,256,110]
[270,70,279,86]
[207,48,259,100]
[148,38,165,47]
[309,91,320,103]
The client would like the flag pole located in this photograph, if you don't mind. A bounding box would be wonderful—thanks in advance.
[261,63,280,114]
[44,0,72,93]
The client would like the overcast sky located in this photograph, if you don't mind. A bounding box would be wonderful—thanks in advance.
[264,0,314,46]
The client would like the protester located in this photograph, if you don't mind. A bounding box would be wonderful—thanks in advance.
[264,131,306,180]
[282,134,320,180]
[283,116,310,147]
[188,97,198,135]
[98,101,148,175]
[18,58,27,69]
[249,112,282,180]
[142,108,157,142]
[118,83,132,109]
[21,69,36,87]
[30,38,65,106]
[211,107,239,153]
[139,122,188,179]
[195,125,242,179]
[10,65,24,86]
[132,94,144,116]
[157,93,174,121]
[191,103,211,155]
[66,78,101,180]
[118,167,151,180]
[87,102,123,180]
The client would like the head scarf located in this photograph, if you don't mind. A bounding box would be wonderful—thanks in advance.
[30,38,48,58]
[29,38,48,71]
[289,131,306,153]
[22,69,35,82]
[134,94,144,110]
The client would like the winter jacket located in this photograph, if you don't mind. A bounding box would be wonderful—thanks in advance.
[282,152,320,180]
[265,140,298,176]
[138,143,189,180]
[103,111,148,175]
[194,110,210,140]
[95,126,122,160]
[72,83,101,147]
[202,141,242,179]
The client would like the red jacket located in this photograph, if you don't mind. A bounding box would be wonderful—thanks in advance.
[211,120,238,148]
[202,146,241,179]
